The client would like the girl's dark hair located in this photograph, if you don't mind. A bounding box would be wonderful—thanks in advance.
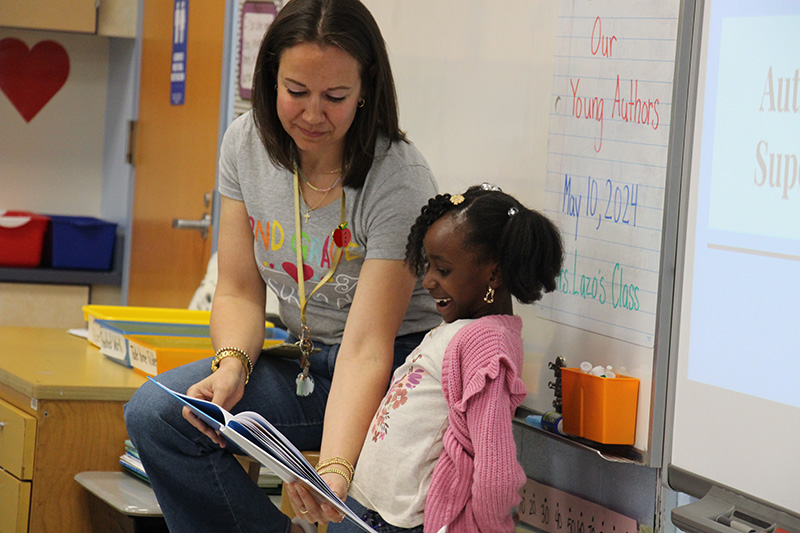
[406,184,564,304]
[251,0,405,188]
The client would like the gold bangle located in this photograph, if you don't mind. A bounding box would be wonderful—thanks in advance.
[211,347,253,384]
[316,467,351,489]
[215,346,254,375]
[315,457,355,478]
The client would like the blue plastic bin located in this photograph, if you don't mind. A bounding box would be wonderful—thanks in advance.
[47,215,117,270]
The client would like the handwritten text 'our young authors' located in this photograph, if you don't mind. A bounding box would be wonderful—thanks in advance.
[569,16,663,153]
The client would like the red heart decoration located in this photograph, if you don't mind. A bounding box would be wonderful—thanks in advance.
[0,38,70,122]
[282,262,314,283]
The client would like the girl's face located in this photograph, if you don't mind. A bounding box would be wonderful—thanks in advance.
[422,214,498,323]
[276,42,362,163]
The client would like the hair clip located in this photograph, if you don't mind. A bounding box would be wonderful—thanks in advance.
[480,182,502,192]
[508,207,519,217]
[450,194,465,205]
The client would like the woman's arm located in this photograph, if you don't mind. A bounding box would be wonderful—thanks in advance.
[323,257,416,453]
[183,196,266,442]
[288,257,417,522]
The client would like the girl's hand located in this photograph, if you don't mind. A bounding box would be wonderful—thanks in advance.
[181,358,247,446]
[286,473,347,525]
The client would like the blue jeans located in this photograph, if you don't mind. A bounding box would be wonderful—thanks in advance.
[329,497,424,533]
[124,331,426,533]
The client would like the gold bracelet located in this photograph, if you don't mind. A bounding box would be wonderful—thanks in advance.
[211,347,253,384]
[316,467,351,489]
[315,457,355,478]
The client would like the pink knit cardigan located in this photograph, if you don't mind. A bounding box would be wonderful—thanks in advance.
[424,315,528,532]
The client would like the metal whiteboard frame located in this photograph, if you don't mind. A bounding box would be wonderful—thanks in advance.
[661,0,800,529]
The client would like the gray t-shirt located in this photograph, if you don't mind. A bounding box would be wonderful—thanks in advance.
[218,112,441,344]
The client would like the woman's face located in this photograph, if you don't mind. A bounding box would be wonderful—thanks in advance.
[276,42,363,162]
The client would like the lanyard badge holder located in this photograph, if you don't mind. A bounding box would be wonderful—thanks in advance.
[293,167,350,396]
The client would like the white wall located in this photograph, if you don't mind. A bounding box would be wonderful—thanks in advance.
[0,29,109,217]
[363,1,565,415]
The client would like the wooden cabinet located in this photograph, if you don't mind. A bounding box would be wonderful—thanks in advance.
[0,468,31,533]
[0,0,137,37]
[0,327,146,532]
[0,398,36,480]
[0,398,35,533]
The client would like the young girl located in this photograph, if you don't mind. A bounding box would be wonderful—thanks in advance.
[312,183,564,532]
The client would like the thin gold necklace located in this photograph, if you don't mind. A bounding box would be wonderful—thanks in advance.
[298,166,343,192]
[298,185,330,222]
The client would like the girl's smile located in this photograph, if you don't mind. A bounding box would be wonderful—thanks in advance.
[422,214,500,323]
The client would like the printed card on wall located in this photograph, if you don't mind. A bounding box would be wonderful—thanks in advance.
[538,1,680,348]
[238,1,277,100]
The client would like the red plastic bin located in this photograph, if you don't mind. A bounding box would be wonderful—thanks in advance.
[0,211,51,267]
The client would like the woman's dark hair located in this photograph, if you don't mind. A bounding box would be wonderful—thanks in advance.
[406,184,564,304]
[251,0,405,188]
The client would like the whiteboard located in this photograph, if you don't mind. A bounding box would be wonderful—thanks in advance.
[541,2,679,349]
[364,0,680,457]
[666,0,800,518]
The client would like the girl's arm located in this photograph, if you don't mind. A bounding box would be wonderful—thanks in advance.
[465,371,526,532]
[184,196,267,442]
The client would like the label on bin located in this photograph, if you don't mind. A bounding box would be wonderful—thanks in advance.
[130,341,158,377]
[99,328,129,365]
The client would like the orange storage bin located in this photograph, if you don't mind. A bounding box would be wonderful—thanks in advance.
[561,367,639,445]
[127,334,287,378]
[0,211,50,267]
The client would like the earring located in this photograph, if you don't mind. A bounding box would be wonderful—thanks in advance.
[484,286,495,304]
[358,98,365,108]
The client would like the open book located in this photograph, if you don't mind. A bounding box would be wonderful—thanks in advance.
[148,378,376,532]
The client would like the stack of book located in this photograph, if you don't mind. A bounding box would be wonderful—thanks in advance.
[119,440,148,483]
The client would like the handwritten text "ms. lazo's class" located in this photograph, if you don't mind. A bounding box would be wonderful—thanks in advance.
[556,250,640,311]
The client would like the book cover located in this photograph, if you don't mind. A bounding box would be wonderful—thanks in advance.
[148,378,376,532]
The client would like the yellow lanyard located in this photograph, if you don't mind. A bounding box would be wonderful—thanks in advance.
[292,167,348,394]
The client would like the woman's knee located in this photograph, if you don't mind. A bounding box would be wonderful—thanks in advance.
[125,360,211,440]
[124,380,169,442]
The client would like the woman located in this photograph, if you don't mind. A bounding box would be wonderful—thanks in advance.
[124,1,440,531]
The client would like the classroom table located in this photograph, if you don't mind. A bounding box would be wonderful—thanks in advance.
[0,326,146,532]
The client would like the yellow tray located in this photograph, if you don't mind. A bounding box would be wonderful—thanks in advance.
[83,305,212,347]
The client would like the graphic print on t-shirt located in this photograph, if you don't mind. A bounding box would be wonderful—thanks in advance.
[251,216,362,309]
[370,354,427,442]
